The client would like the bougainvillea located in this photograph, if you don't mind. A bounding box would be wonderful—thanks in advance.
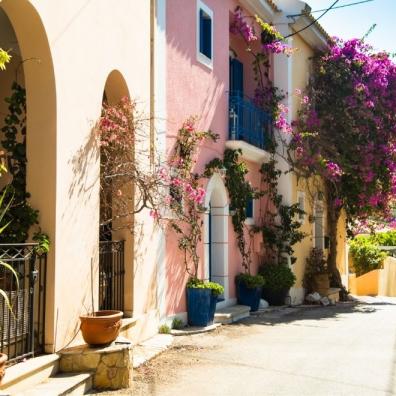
[289,38,396,286]
[96,97,164,237]
[157,118,218,278]
[230,7,293,124]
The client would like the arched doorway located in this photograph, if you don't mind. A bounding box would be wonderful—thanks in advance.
[204,174,229,304]
[98,70,133,317]
[0,0,56,353]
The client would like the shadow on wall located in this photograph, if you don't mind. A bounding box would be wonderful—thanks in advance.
[165,226,191,316]
[133,220,159,312]
[55,243,99,351]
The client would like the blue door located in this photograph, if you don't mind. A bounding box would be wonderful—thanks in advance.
[229,58,244,140]
[229,58,244,97]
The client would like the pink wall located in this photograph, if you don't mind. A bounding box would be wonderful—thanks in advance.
[165,0,269,316]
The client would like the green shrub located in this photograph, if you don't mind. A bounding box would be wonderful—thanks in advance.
[259,264,296,291]
[186,278,224,297]
[373,230,396,246]
[349,238,386,276]
[236,273,265,289]
[158,324,171,334]
[171,318,184,330]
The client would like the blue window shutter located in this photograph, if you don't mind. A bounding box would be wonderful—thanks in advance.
[230,58,244,97]
[199,9,212,59]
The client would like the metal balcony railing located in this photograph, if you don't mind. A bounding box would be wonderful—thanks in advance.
[0,243,47,363]
[228,91,272,150]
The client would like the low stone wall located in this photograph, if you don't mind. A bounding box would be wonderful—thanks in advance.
[349,257,396,297]
[59,342,133,390]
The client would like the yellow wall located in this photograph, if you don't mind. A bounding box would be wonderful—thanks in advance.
[289,35,348,303]
[348,257,396,297]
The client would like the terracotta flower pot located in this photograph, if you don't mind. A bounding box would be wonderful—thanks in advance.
[0,353,7,384]
[80,310,123,346]
[313,273,330,296]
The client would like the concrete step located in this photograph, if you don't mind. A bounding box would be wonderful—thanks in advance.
[0,354,60,394]
[214,305,250,324]
[12,372,93,396]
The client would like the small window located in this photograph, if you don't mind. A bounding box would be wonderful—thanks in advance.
[197,1,213,67]
[246,198,254,219]
[297,191,305,222]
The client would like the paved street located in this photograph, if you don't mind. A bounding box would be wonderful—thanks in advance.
[101,298,396,396]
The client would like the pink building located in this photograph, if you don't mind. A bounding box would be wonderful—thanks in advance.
[163,0,280,323]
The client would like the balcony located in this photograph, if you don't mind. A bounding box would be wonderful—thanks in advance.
[227,91,272,163]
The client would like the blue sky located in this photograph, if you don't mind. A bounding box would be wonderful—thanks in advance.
[306,0,395,54]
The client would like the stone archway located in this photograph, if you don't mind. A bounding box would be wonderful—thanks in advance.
[0,0,57,352]
[204,173,229,303]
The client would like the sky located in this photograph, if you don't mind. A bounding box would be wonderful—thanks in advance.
[305,0,396,54]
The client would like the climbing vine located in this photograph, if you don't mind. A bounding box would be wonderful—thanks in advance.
[257,160,306,266]
[0,82,39,243]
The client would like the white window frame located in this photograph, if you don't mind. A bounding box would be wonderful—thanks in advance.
[297,191,305,223]
[196,0,214,69]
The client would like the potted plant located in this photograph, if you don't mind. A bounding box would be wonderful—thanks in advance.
[260,263,296,306]
[186,278,224,327]
[304,248,330,296]
[235,273,265,312]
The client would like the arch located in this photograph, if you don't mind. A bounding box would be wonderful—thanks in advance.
[103,69,131,106]
[204,173,229,303]
[0,0,57,352]
[99,69,134,317]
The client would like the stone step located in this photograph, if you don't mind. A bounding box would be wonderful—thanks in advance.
[214,305,250,324]
[0,354,60,394]
[12,372,93,396]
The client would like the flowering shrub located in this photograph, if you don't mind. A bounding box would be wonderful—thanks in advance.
[230,7,292,123]
[289,38,396,286]
[96,97,163,235]
[158,118,218,278]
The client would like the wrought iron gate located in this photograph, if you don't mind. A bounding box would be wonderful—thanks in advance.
[99,240,125,312]
[0,243,47,363]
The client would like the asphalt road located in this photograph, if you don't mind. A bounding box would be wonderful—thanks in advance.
[100,297,396,396]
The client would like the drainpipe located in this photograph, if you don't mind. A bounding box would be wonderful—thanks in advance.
[150,0,155,164]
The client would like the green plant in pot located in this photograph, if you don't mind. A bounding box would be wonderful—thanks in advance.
[235,273,265,311]
[186,278,224,327]
[260,263,296,306]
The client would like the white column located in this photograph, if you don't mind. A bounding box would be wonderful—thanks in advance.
[155,0,167,322]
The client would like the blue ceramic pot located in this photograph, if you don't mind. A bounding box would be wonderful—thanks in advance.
[187,287,218,327]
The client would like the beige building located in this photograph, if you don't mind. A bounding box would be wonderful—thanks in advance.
[0,0,165,356]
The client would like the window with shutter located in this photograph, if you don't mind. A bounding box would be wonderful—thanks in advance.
[197,1,213,68]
